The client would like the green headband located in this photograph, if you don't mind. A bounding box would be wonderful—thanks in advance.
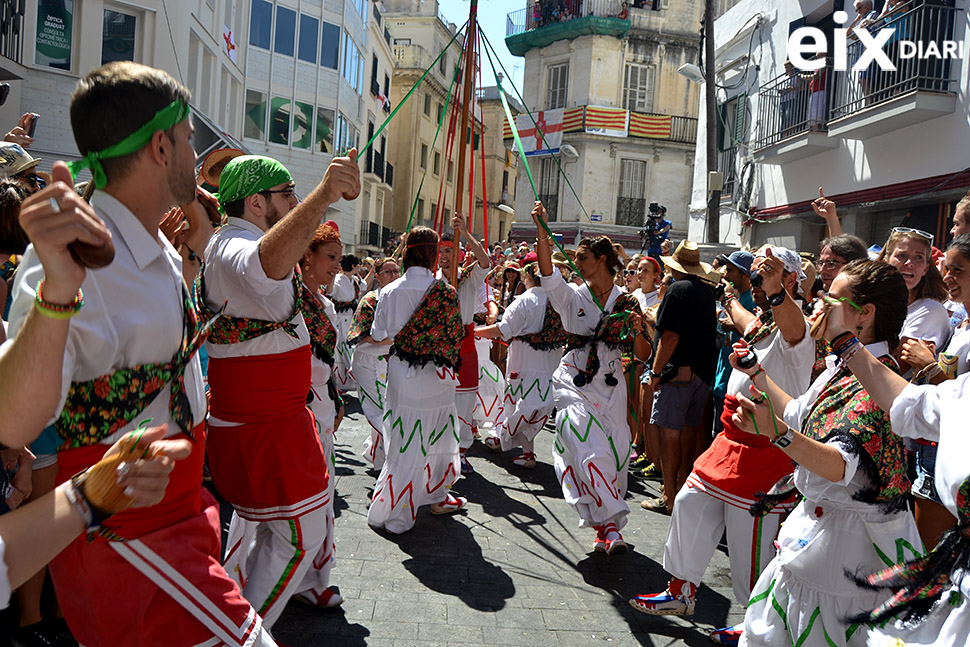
[216,155,293,205]
[67,99,189,189]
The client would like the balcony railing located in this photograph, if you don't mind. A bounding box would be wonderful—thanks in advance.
[754,60,833,150]
[1,0,24,64]
[616,197,646,227]
[393,44,433,71]
[829,2,959,120]
[507,0,626,37]
[359,221,381,248]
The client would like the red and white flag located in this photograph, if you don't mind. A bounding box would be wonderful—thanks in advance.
[514,108,563,155]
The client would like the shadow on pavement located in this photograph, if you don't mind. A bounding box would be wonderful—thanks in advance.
[274,603,370,646]
[382,513,516,612]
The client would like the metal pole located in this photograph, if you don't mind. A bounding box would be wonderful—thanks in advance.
[705,0,720,244]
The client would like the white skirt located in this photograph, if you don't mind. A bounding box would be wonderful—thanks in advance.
[473,338,506,431]
[367,356,461,534]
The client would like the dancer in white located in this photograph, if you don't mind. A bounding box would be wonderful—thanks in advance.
[531,202,649,554]
[366,224,467,534]
[478,262,565,468]
[351,256,400,470]
[329,256,361,392]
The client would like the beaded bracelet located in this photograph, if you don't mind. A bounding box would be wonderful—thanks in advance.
[35,279,84,320]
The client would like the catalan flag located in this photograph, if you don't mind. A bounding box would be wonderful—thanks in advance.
[562,106,585,132]
[629,112,672,139]
[584,106,628,137]
[503,117,513,139]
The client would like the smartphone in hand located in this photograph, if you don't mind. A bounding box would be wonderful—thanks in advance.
[27,113,39,137]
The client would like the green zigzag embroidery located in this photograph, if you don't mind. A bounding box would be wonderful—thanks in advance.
[506,378,552,402]
[384,409,457,457]
[872,537,924,568]
[554,412,604,454]
[479,364,503,384]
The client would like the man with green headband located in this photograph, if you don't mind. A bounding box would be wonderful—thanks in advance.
[4,61,277,646]
[200,150,359,628]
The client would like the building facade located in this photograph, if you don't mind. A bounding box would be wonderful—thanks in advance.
[9,0,394,255]
[503,0,703,247]
[688,0,970,254]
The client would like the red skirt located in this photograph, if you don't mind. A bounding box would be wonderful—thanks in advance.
[52,426,263,646]
[457,324,479,391]
[206,347,329,516]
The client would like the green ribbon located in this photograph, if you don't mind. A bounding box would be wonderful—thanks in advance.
[67,99,190,189]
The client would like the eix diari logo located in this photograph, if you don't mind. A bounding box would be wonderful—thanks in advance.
[787,10,964,72]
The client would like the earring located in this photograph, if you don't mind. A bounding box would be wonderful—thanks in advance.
[856,325,863,336]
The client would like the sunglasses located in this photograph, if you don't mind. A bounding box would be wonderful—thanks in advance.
[260,186,296,199]
[623,269,637,276]
[19,173,46,189]
[892,227,934,244]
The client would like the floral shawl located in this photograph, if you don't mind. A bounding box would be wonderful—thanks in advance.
[573,293,642,383]
[56,284,214,448]
[514,300,568,352]
[300,283,337,366]
[195,264,302,345]
[801,355,910,510]
[347,290,378,346]
[742,309,775,347]
[390,280,464,370]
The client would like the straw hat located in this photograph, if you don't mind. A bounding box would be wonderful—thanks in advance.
[661,240,720,281]
[200,148,244,187]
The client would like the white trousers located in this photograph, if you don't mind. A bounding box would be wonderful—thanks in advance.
[664,477,782,606]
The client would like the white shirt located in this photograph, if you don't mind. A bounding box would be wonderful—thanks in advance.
[891,374,970,527]
[939,322,970,378]
[202,217,310,359]
[726,319,814,400]
[437,263,489,325]
[372,266,435,342]
[329,272,359,304]
[633,288,659,313]
[352,288,385,359]
[5,191,207,437]
[901,297,951,349]
[496,287,547,339]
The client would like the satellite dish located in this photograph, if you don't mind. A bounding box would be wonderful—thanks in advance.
[677,63,705,83]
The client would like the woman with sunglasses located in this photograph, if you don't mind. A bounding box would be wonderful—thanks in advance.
[728,260,921,647]
[877,228,950,367]
[350,256,400,471]
[530,201,650,555]
[876,227,951,548]
[892,235,970,549]
[622,259,640,293]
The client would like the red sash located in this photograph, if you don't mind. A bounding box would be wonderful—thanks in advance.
[55,424,206,540]
[206,346,328,514]
[457,324,479,390]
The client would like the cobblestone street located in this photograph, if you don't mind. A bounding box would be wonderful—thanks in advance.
[270,397,746,646]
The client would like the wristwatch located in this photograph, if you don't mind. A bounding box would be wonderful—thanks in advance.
[767,290,786,307]
[772,426,795,448]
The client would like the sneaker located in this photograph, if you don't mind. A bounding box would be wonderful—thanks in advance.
[710,624,743,646]
[431,494,467,515]
[295,587,344,609]
[629,578,696,616]
[511,452,537,468]
[484,437,502,452]
[11,621,75,647]
[638,462,662,480]
[631,453,650,468]
[472,426,481,440]
[460,454,475,474]
[593,525,608,553]
[603,522,627,555]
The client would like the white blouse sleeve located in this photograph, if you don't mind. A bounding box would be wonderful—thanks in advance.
[0,536,10,610]
[540,268,595,335]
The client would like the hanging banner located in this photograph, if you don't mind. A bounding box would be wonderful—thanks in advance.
[514,108,563,156]
[223,26,237,63]
[629,112,672,139]
[584,105,628,138]
[36,0,74,70]
[562,106,585,132]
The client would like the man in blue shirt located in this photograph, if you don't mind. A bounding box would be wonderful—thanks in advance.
[712,251,755,435]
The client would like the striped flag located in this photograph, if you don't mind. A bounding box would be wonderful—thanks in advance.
[584,106,628,137]
[629,112,672,139]
[563,106,584,132]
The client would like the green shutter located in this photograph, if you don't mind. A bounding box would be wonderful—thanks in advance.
[733,92,747,146]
